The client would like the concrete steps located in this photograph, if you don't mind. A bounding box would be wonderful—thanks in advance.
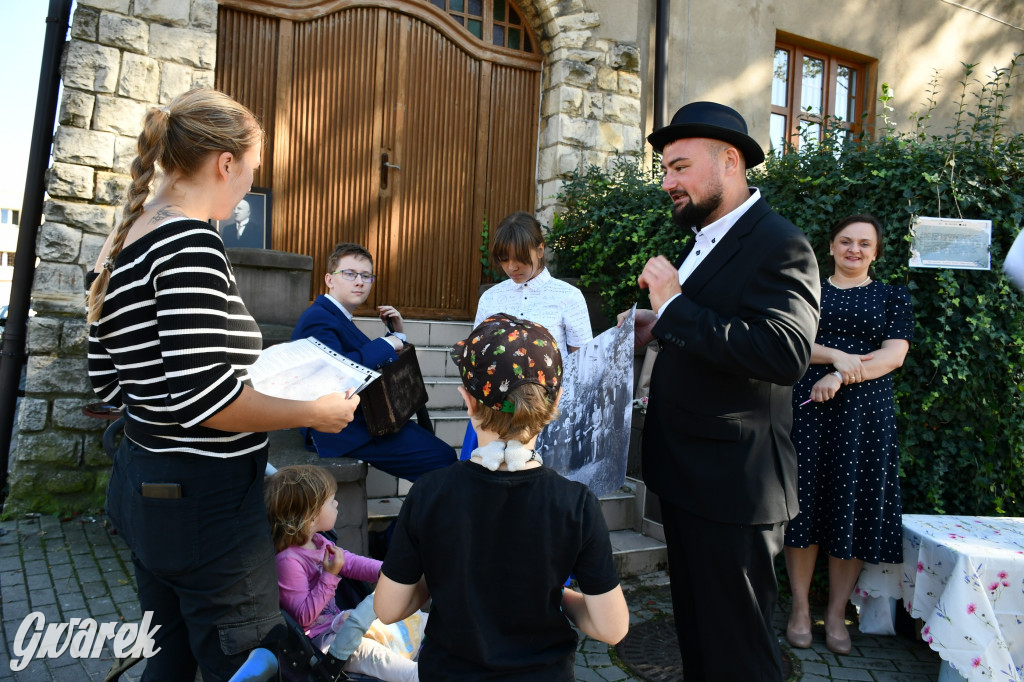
[355,316,667,578]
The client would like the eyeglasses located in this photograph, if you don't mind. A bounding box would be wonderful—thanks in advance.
[330,269,376,283]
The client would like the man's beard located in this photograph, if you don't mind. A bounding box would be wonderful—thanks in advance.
[671,187,723,231]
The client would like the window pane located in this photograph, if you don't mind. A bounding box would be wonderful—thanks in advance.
[835,66,856,122]
[510,7,522,25]
[772,48,789,108]
[453,14,464,25]
[524,34,532,52]
[508,27,521,50]
[770,113,788,153]
[493,26,505,46]
[468,0,482,17]
[431,0,445,9]
[468,18,482,38]
[494,0,506,22]
[801,56,824,114]
[450,0,464,12]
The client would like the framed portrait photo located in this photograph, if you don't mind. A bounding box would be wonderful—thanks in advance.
[215,188,272,249]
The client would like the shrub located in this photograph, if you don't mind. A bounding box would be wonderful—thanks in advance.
[550,57,1024,517]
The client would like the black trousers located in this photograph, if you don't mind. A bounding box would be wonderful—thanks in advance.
[660,499,785,682]
[107,437,284,682]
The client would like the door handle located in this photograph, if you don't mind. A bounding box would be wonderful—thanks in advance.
[381,153,401,190]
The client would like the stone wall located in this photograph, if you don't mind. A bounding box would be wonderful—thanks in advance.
[519,0,643,230]
[4,0,218,515]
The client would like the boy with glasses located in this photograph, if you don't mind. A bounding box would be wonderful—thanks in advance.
[291,243,456,481]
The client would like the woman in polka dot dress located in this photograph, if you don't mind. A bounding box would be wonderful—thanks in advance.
[783,214,914,655]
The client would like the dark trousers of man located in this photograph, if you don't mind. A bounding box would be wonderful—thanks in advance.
[107,438,284,682]
[661,499,785,682]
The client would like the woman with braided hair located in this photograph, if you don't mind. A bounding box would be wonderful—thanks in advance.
[87,88,360,681]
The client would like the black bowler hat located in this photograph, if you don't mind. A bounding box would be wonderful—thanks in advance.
[648,101,765,168]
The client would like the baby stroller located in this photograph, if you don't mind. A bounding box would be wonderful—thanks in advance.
[99,416,400,682]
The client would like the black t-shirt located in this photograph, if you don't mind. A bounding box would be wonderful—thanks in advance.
[382,461,620,681]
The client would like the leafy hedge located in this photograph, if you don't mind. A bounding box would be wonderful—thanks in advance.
[548,58,1024,517]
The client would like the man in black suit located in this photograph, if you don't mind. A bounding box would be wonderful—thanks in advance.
[221,198,264,248]
[625,102,820,680]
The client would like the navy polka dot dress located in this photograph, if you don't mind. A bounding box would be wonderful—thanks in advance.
[784,280,914,564]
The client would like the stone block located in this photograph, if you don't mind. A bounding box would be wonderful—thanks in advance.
[94,171,130,206]
[37,223,83,263]
[27,317,62,353]
[558,149,583,176]
[30,262,89,310]
[26,355,92,395]
[193,69,215,89]
[117,55,159,104]
[618,73,641,97]
[83,437,112,467]
[52,127,116,168]
[550,59,596,88]
[80,233,108,268]
[135,0,191,27]
[605,94,641,125]
[611,44,641,73]
[112,135,137,174]
[596,121,627,152]
[536,146,558,181]
[43,200,116,234]
[159,62,193,103]
[93,95,148,136]
[98,13,148,53]
[149,25,216,69]
[17,399,49,433]
[15,431,82,466]
[549,30,590,51]
[61,319,91,354]
[54,399,106,431]
[584,92,603,119]
[59,89,96,129]
[45,470,95,495]
[71,6,100,42]
[558,11,602,32]
[597,66,618,92]
[62,42,121,94]
[191,0,219,31]
[78,0,131,11]
[47,163,94,201]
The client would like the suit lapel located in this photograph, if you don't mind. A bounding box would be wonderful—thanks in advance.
[681,199,771,298]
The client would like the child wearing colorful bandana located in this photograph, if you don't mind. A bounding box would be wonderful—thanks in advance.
[372,314,629,680]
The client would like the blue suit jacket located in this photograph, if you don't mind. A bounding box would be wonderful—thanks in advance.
[291,295,398,455]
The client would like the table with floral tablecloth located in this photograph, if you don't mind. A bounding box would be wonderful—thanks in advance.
[852,514,1024,682]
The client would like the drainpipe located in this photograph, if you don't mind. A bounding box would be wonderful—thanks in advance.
[0,0,73,504]
[653,0,670,130]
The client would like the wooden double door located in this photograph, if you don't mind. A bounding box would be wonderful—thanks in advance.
[216,0,542,319]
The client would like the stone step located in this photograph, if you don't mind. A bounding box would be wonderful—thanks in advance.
[353,317,474,348]
[430,408,472,448]
[424,376,465,409]
[368,493,665,578]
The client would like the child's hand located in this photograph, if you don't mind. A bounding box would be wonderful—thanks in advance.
[322,544,346,576]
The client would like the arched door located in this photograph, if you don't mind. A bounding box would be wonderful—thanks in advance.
[216,0,542,319]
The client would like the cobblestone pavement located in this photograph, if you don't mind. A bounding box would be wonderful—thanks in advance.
[1,515,943,681]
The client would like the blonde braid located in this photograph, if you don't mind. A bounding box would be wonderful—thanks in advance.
[86,108,168,324]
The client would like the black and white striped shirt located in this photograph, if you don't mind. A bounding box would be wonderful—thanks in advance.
[88,218,267,458]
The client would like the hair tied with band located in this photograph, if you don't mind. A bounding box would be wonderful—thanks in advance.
[102,258,115,272]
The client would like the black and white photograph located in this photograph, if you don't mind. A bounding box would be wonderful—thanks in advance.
[908,216,991,270]
[216,187,271,249]
[535,307,635,496]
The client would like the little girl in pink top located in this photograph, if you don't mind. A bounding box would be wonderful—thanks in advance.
[265,465,421,681]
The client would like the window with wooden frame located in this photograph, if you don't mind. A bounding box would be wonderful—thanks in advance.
[429,0,537,53]
[771,38,871,153]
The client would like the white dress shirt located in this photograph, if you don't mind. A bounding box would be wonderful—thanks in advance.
[657,188,762,318]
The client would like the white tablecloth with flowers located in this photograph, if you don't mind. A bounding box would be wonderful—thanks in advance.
[852,514,1024,682]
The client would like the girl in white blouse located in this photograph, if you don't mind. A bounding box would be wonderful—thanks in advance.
[461,211,593,458]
